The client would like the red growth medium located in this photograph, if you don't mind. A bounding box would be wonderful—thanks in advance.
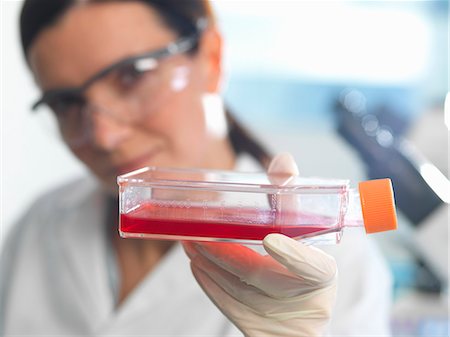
[120,202,336,241]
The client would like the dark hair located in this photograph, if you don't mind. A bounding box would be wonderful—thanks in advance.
[20,0,213,58]
[20,0,271,167]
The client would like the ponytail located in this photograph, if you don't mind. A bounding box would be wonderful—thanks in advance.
[225,108,272,169]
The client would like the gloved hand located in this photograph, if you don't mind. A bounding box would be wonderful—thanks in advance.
[183,153,338,337]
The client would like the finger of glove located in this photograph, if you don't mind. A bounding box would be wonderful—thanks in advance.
[185,241,319,298]
[267,152,300,184]
[191,264,335,337]
[190,263,257,335]
[183,241,199,260]
[267,153,302,222]
[263,233,337,286]
[190,246,335,319]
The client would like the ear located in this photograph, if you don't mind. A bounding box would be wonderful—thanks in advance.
[197,26,223,93]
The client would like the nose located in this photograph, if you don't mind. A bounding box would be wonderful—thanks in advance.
[83,86,133,151]
[85,105,132,150]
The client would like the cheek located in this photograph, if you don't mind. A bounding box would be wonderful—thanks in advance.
[70,146,117,190]
[173,96,209,152]
[150,87,210,165]
[69,146,103,173]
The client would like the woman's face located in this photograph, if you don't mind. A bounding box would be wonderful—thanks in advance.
[28,2,230,193]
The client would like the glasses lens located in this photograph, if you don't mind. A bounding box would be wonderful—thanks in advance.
[46,93,89,146]
[35,55,192,148]
[107,56,191,123]
[106,58,161,122]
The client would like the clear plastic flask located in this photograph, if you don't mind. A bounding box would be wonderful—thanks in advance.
[118,167,397,245]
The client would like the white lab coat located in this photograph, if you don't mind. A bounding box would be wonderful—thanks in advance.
[0,155,392,336]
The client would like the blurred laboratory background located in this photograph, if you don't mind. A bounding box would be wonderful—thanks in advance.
[217,2,449,336]
[1,1,449,336]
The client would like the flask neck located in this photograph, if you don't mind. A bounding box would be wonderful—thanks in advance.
[343,189,364,228]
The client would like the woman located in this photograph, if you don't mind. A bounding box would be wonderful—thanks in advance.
[0,0,391,336]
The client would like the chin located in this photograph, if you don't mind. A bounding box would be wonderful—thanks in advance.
[94,173,120,197]
[102,182,120,197]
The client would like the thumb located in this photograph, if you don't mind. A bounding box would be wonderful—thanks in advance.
[268,152,299,177]
[263,233,337,286]
[267,152,300,218]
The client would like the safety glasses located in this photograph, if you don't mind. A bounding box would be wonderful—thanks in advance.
[31,28,201,147]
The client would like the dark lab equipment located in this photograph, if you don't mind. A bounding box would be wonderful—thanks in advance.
[333,89,446,293]
[333,89,443,226]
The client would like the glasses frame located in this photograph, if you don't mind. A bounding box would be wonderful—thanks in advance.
[31,19,206,112]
